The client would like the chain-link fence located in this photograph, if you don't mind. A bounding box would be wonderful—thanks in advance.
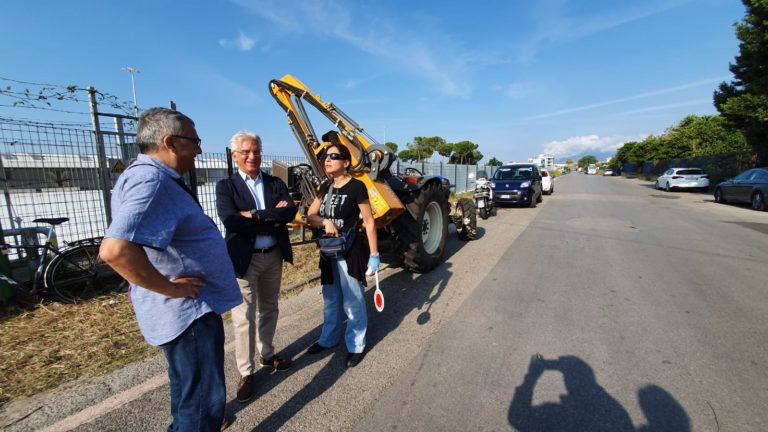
[2,114,496,245]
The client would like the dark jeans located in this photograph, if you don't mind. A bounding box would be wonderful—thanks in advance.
[161,312,226,432]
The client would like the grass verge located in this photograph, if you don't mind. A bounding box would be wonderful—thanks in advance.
[0,243,320,405]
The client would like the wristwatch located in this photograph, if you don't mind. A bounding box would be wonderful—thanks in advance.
[250,209,258,219]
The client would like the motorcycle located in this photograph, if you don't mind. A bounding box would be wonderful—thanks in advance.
[473,170,494,220]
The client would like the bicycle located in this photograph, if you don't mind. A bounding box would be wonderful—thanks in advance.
[0,217,124,305]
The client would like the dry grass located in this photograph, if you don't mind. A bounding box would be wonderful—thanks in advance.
[0,242,322,405]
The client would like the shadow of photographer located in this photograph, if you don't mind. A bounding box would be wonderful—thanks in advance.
[508,355,690,432]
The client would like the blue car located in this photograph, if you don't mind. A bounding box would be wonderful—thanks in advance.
[490,164,543,207]
[714,167,768,211]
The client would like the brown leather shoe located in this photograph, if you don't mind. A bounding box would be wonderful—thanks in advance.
[259,354,292,372]
[236,374,255,403]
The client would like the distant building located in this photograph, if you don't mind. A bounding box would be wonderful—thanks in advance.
[528,154,555,169]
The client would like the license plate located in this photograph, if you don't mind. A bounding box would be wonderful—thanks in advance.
[477,200,485,208]
[499,194,510,199]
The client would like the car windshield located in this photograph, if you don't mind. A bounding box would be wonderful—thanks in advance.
[494,167,533,180]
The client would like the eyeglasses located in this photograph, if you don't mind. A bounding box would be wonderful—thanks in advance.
[234,150,262,157]
[170,135,202,147]
[319,153,347,161]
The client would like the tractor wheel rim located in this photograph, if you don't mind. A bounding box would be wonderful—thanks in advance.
[422,202,443,254]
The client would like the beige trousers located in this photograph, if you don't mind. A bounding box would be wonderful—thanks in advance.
[232,248,283,376]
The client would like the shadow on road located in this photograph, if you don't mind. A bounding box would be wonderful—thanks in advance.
[508,355,690,432]
[722,220,768,235]
[226,233,470,431]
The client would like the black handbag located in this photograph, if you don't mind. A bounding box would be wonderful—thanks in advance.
[317,184,357,258]
[318,227,356,258]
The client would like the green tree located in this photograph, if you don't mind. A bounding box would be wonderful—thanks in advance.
[436,142,454,159]
[714,0,768,161]
[577,155,598,169]
[397,148,413,162]
[384,142,398,153]
[487,157,503,166]
[665,115,749,156]
[449,140,480,164]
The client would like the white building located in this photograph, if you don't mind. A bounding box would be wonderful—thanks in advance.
[528,154,555,169]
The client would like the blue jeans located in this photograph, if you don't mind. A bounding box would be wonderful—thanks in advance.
[161,312,226,432]
[319,257,368,353]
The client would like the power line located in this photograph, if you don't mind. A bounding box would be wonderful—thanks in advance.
[0,104,90,115]
[0,76,81,90]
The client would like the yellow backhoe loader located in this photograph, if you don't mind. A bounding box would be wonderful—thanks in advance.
[268,75,476,272]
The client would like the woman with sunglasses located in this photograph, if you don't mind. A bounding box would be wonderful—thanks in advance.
[306,132,379,367]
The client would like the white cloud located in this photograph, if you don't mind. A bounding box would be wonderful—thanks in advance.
[524,77,727,120]
[543,134,646,156]
[517,0,694,62]
[506,82,536,99]
[231,0,476,97]
[237,32,256,51]
[618,98,713,116]
[218,31,257,51]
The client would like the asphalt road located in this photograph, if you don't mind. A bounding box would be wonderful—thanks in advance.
[2,173,767,431]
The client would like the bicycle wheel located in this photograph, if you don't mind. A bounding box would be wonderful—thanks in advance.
[44,244,122,303]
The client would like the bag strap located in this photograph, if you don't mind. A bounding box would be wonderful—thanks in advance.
[322,183,335,218]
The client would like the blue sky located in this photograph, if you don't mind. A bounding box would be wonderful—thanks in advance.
[0,0,746,163]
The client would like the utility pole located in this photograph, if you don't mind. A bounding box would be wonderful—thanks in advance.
[122,66,140,117]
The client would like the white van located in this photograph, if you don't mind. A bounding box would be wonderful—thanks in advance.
[587,164,597,175]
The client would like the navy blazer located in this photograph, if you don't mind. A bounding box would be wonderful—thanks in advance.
[216,171,296,277]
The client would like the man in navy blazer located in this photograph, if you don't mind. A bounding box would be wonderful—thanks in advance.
[215,131,297,403]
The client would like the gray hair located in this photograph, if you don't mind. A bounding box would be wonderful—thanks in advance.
[229,131,262,152]
[136,108,195,153]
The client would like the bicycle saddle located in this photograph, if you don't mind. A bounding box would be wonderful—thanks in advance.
[33,217,69,225]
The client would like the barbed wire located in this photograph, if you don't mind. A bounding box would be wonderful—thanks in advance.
[0,75,135,116]
[0,76,74,89]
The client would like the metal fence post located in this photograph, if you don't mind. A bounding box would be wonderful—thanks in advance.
[88,87,113,225]
[114,117,129,161]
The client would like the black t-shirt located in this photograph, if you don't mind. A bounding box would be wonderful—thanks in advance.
[319,178,368,232]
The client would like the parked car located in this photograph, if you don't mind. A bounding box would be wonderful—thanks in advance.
[655,168,710,192]
[541,167,554,195]
[490,164,543,208]
[603,168,614,176]
[714,167,768,211]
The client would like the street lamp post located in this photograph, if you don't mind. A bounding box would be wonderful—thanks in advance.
[121,66,140,117]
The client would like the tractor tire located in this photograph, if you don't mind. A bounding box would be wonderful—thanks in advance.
[390,182,449,273]
[455,198,477,241]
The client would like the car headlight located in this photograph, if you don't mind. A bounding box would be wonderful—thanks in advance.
[520,181,531,188]
[490,182,496,188]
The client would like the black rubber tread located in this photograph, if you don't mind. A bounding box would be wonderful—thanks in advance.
[751,192,766,211]
[390,182,449,273]
[45,244,121,303]
[479,205,489,220]
[455,198,477,240]
[714,188,725,203]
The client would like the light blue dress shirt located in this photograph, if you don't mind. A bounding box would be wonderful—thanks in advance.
[105,155,242,346]
[239,170,277,250]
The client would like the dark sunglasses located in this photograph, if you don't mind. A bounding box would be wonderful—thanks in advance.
[170,135,202,147]
[319,153,347,161]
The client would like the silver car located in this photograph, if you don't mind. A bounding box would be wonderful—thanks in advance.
[655,168,710,192]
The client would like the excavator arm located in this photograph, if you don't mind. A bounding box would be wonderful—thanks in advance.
[269,74,404,227]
